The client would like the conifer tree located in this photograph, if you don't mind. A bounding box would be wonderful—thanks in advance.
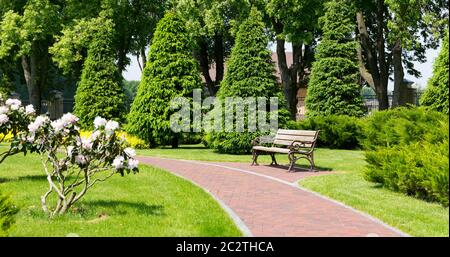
[420,30,449,115]
[74,17,125,128]
[126,12,202,147]
[305,0,364,117]
[208,7,290,154]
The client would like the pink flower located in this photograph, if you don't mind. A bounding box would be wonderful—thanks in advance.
[127,159,139,169]
[94,117,107,128]
[112,156,124,170]
[75,154,87,165]
[0,114,9,125]
[25,105,35,115]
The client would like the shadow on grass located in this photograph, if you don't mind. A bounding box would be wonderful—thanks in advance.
[81,200,165,216]
[0,174,47,183]
[266,164,333,172]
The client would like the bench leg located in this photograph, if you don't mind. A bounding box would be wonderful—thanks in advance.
[270,153,278,166]
[251,150,259,166]
[288,153,295,172]
[308,152,316,172]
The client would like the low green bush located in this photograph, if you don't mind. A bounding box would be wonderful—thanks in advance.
[208,132,258,154]
[363,107,449,206]
[0,190,18,236]
[288,115,364,149]
[180,133,203,145]
[361,107,445,150]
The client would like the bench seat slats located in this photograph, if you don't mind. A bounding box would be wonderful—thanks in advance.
[273,139,312,147]
[274,134,316,142]
[252,146,290,154]
[277,129,317,136]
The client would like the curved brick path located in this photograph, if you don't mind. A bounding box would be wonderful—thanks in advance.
[137,156,408,237]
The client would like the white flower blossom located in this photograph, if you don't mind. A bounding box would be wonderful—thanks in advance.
[112,156,125,170]
[10,104,20,111]
[127,159,139,169]
[123,147,136,158]
[105,120,119,134]
[51,119,65,133]
[0,114,9,125]
[94,117,107,128]
[75,154,87,165]
[5,99,21,106]
[81,137,93,150]
[90,130,102,141]
[67,146,74,158]
[61,113,78,125]
[25,105,35,115]
[28,116,49,133]
[0,106,8,114]
[26,135,35,143]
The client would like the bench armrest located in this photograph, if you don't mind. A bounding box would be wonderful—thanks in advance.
[252,135,275,146]
[289,140,316,153]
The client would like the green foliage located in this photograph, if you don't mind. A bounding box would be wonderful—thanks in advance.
[0,74,13,97]
[420,30,449,114]
[363,107,449,206]
[126,12,202,147]
[288,115,364,149]
[361,107,446,150]
[123,80,139,111]
[0,0,60,59]
[266,0,324,44]
[0,190,19,236]
[73,16,125,128]
[306,0,364,117]
[364,121,449,206]
[207,8,291,154]
[50,15,111,75]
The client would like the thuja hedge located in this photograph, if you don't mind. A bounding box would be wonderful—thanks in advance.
[363,107,449,206]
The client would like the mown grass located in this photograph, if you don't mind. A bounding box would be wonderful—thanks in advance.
[139,144,449,237]
[0,150,242,237]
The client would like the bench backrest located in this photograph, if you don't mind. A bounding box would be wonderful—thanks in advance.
[273,129,319,149]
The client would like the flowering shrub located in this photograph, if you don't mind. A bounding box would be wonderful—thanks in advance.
[0,94,35,162]
[9,114,139,216]
[80,130,148,149]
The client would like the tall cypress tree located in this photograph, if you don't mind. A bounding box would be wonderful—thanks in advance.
[305,0,364,117]
[420,30,449,115]
[208,7,290,154]
[126,12,202,148]
[74,17,125,128]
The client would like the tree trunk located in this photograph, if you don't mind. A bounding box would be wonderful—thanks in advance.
[276,38,297,119]
[356,10,390,110]
[376,0,390,110]
[171,134,179,148]
[213,33,224,89]
[392,40,406,107]
[140,46,147,70]
[196,38,215,96]
[117,48,128,73]
[21,54,41,112]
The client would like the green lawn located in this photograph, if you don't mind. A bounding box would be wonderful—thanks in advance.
[0,150,242,237]
[139,144,449,237]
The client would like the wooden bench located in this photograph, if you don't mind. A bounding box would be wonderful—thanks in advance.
[251,129,320,172]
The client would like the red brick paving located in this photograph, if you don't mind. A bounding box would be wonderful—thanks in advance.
[137,156,407,237]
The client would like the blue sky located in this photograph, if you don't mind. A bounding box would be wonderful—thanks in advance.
[122,43,441,90]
